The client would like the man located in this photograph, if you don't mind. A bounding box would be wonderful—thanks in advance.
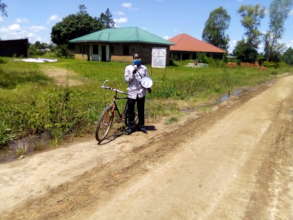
[124,53,150,134]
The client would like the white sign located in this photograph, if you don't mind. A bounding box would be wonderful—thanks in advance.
[152,48,167,68]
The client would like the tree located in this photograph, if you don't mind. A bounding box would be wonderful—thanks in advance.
[202,7,231,50]
[265,0,293,61]
[233,40,258,63]
[238,4,265,48]
[98,8,115,28]
[51,6,103,45]
[79,4,87,14]
[283,47,293,65]
[0,0,7,16]
[236,4,265,62]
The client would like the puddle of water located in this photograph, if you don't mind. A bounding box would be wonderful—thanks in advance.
[216,89,245,104]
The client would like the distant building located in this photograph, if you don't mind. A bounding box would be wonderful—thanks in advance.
[69,27,174,64]
[0,39,29,57]
[169,34,226,60]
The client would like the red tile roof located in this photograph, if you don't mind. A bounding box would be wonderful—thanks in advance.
[169,34,226,53]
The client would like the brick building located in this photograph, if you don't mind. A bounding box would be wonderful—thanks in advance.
[69,27,173,64]
[169,34,226,60]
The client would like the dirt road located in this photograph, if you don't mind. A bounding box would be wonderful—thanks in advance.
[41,66,83,86]
[0,75,293,220]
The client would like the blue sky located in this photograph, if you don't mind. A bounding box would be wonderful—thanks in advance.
[0,0,292,52]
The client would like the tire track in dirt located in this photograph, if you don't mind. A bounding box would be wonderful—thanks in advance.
[1,75,292,220]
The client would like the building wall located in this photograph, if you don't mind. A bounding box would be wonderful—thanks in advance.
[0,39,28,57]
[72,42,170,65]
[170,51,225,60]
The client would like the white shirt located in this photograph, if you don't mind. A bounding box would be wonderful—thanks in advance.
[124,64,149,99]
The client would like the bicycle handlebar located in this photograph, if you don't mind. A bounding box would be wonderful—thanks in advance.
[101,80,127,95]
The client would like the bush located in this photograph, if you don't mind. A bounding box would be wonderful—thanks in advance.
[233,40,258,63]
[283,47,293,65]
[54,45,73,58]
[0,85,106,146]
[263,61,279,68]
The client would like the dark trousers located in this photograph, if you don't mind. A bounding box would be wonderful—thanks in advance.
[126,96,145,129]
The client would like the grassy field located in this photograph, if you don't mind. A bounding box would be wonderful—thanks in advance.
[0,57,292,146]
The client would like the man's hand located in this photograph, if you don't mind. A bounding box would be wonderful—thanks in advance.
[132,65,138,74]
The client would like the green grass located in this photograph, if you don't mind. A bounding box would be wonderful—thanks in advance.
[0,57,292,147]
[0,58,51,89]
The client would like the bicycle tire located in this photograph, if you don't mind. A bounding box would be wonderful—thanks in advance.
[95,105,115,144]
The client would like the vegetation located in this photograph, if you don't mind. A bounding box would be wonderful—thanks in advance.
[28,41,54,57]
[0,0,7,16]
[0,58,292,147]
[99,8,115,28]
[235,5,265,62]
[202,7,231,51]
[51,5,115,45]
[283,47,293,65]
[234,40,258,63]
[264,0,293,62]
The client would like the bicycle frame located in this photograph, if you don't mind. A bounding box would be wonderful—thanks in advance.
[111,91,128,121]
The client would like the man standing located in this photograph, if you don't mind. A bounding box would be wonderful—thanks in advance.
[124,53,150,134]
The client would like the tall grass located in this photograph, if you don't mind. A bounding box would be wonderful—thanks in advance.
[0,58,292,146]
[0,59,50,89]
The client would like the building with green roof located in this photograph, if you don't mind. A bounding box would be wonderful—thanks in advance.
[69,27,173,64]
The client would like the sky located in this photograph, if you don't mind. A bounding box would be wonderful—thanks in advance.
[0,0,293,52]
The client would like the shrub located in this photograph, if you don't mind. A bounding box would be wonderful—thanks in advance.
[54,45,73,58]
[283,47,293,65]
[263,61,279,68]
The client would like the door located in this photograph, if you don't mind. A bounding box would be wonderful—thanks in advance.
[102,45,106,62]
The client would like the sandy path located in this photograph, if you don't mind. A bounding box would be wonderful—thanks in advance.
[77,75,293,220]
[41,66,83,86]
[0,74,292,220]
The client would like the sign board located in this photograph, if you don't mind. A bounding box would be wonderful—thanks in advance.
[152,48,167,68]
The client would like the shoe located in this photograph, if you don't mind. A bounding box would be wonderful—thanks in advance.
[138,126,148,134]
[125,127,134,135]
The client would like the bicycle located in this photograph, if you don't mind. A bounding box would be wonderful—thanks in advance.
[95,80,137,144]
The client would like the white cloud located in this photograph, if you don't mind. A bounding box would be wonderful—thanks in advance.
[289,10,293,16]
[29,25,47,32]
[0,23,46,43]
[122,2,132,8]
[285,40,293,48]
[163,35,170,40]
[114,17,128,25]
[47,15,61,24]
[16,18,29,24]
[8,24,21,31]
[117,11,125,16]
[229,39,238,53]
[0,16,4,23]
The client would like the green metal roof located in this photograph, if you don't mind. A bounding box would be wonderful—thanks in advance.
[69,27,174,45]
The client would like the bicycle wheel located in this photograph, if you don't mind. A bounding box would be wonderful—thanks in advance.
[96,105,115,143]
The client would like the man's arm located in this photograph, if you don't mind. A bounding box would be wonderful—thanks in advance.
[124,66,134,82]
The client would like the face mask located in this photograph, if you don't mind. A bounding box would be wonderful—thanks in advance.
[133,59,142,66]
